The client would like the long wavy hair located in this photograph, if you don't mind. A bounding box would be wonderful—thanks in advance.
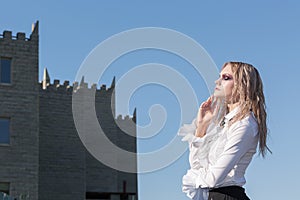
[221,61,271,157]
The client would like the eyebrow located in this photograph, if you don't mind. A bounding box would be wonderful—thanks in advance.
[219,72,233,76]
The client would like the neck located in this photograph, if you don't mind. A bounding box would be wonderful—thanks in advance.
[227,102,239,112]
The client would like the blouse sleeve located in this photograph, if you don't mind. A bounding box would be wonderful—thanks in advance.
[195,121,258,188]
[177,117,201,144]
[178,118,219,200]
[178,117,220,169]
[177,117,219,148]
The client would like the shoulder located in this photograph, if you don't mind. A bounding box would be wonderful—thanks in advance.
[229,112,258,138]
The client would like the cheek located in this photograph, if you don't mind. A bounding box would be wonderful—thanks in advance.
[223,81,234,95]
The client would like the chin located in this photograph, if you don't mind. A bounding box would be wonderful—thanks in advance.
[213,91,224,98]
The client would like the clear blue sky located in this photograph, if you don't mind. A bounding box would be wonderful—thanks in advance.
[1,1,300,199]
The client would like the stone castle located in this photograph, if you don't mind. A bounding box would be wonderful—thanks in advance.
[0,21,137,200]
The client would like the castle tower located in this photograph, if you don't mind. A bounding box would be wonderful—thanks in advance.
[0,22,137,200]
[0,21,39,199]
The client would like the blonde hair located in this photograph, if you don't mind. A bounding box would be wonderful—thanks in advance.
[222,61,271,157]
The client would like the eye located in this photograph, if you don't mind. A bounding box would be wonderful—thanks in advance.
[222,74,233,80]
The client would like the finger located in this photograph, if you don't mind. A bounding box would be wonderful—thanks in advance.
[200,102,207,110]
[205,97,213,107]
[207,96,212,103]
[200,96,213,110]
[200,101,206,107]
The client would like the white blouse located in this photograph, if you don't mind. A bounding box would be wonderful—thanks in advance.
[178,107,259,200]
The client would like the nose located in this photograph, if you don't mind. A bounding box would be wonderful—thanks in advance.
[215,77,221,85]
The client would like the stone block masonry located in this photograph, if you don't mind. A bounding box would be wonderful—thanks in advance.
[0,21,39,200]
[0,21,137,200]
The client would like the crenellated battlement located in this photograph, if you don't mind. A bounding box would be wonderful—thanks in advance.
[40,68,116,94]
[116,108,136,122]
[0,21,137,199]
[0,21,38,42]
[39,67,136,121]
[0,31,28,41]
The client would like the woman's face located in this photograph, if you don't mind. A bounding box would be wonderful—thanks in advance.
[214,64,235,101]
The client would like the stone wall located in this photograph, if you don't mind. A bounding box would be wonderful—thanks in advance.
[0,22,39,200]
[0,21,137,200]
[39,78,137,199]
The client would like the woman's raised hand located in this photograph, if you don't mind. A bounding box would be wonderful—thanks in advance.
[195,96,218,137]
[197,96,218,124]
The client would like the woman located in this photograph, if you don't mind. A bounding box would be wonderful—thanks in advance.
[178,62,270,200]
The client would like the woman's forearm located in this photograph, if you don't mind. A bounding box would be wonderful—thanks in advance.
[195,121,209,137]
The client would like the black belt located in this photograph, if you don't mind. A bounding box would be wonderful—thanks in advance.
[209,186,250,200]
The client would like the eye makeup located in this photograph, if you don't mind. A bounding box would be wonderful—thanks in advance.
[221,73,233,81]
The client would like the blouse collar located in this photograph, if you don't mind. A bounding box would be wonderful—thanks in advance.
[223,106,240,125]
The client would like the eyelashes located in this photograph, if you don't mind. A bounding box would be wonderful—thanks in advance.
[222,74,233,80]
